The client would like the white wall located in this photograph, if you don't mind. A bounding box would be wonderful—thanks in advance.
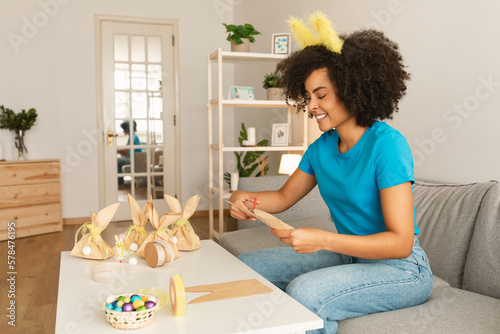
[234,0,500,184]
[0,0,234,217]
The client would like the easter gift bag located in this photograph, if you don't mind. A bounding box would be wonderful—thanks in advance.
[123,194,150,253]
[136,199,180,259]
[165,194,201,251]
[71,203,120,260]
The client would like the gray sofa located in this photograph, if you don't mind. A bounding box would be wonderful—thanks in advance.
[220,176,500,333]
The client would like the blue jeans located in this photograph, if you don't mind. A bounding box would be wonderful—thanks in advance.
[238,237,433,333]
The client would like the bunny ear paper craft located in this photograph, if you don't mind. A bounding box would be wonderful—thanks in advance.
[123,194,150,252]
[166,194,202,251]
[226,201,294,230]
[136,199,180,259]
[71,203,120,260]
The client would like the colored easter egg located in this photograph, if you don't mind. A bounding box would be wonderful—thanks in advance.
[111,301,118,308]
[117,296,125,301]
[129,243,139,252]
[148,296,156,304]
[105,295,115,304]
[82,246,91,256]
[122,302,133,312]
[145,301,155,309]
[141,296,148,302]
[123,297,131,303]
[130,295,141,303]
[132,300,145,309]
[114,307,123,312]
[136,306,147,311]
[116,300,124,308]
[105,304,114,310]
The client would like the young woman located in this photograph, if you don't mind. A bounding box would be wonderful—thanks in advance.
[229,14,433,334]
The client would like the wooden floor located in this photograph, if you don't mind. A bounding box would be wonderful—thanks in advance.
[0,217,210,334]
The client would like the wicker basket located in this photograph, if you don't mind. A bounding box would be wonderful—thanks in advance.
[103,293,160,330]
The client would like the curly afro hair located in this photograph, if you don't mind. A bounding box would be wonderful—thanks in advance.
[276,29,410,127]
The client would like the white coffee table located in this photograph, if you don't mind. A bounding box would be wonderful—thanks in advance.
[55,240,323,333]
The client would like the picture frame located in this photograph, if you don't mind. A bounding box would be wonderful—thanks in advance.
[229,86,255,100]
[272,33,291,55]
[271,123,289,146]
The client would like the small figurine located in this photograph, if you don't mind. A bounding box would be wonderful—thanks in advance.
[114,234,125,259]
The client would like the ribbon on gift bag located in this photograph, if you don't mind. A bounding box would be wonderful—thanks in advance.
[136,198,180,259]
[123,194,150,252]
[165,194,201,251]
[71,203,120,260]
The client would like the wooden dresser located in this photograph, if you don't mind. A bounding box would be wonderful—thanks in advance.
[0,159,62,240]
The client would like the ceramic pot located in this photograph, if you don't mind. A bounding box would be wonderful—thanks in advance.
[266,87,283,100]
[231,38,250,52]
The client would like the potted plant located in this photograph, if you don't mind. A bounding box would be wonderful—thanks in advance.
[263,73,282,100]
[0,105,37,160]
[223,23,261,52]
[224,123,269,189]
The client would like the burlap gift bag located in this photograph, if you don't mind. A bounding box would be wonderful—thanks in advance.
[165,194,201,251]
[123,194,150,253]
[136,198,180,259]
[71,203,120,260]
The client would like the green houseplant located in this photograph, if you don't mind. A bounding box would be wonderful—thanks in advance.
[0,105,38,160]
[223,23,261,52]
[224,123,269,189]
[262,73,283,100]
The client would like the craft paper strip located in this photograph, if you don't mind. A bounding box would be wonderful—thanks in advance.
[226,201,294,230]
[185,279,273,304]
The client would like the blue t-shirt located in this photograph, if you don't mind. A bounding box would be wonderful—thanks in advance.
[299,121,419,236]
[127,133,142,153]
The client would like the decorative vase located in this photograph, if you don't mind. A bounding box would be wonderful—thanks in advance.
[231,38,250,52]
[14,129,27,160]
[267,87,283,100]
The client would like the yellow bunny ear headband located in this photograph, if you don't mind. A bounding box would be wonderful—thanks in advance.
[287,11,344,54]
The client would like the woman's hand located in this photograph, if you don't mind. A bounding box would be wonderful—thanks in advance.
[229,191,260,221]
[271,227,327,254]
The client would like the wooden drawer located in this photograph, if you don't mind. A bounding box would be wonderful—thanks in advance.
[0,161,60,186]
[0,183,61,209]
[0,203,62,240]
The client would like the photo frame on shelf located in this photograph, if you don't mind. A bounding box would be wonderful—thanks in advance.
[271,123,289,146]
[272,33,290,55]
[229,86,255,100]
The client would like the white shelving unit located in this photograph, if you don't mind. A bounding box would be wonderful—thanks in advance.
[208,48,308,240]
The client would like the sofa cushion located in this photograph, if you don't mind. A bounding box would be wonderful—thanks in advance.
[220,217,336,257]
[463,181,500,299]
[338,285,500,334]
[237,176,330,229]
[412,181,496,288]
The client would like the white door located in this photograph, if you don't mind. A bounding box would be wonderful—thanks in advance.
[97,16,180,220]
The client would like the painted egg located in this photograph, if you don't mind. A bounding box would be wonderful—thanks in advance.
[105,304,114,310]
[105,295,115,304]
[122,302,133,312]
[129,243,139,252]
[145,301,155,309]
[148,296,156,304]
[123,297,131,303]
[82,246,91,256]
[136,306,147,311]
[117,296,125,301]
[116,300,124,308]
[114,307,123,312]
[130,295,141,303]
[132,300,145,310]
[172,236,178,244]
[141,296,148,302]
[128,257,138,265]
